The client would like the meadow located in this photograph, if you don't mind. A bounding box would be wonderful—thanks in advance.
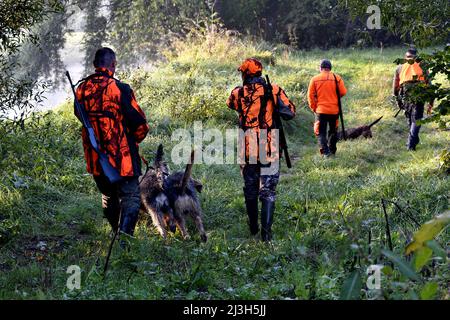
[0,33,448,300]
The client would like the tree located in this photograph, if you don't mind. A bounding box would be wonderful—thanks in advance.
[342,0,449,48]
[82,0,108,73]
[108,0,214,67]
[0,0,65,129]
[344,0,449,127]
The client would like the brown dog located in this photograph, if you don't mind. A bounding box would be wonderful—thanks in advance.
[337,116,383,141]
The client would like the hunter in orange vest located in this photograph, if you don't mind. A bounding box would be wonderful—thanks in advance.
[393,48,433,151]
[308,59,347,156]
[75,48,149,238]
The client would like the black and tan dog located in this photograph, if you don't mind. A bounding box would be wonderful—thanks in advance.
[164,151,207,242]
[139,145,176,239]
[337,116,383,141]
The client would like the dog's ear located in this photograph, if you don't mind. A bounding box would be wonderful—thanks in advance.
[193,179,203,193]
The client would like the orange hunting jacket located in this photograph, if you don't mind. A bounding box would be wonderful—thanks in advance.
[227,77,296,163]
[75,68,149,177]
[308,71,347,115]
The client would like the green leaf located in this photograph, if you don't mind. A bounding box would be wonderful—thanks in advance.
[382,265,393,276]
[420,282,438,300]
[413,247,433,272]
[425,240,447,260]
[381,249,420,281]
[340,270,362,300]
[406,211,450,255]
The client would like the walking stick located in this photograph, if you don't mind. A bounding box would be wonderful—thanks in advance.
[103,210,121,278]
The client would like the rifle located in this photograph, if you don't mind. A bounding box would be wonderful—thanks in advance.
[265,75,292,169]
[333,74,346,140]
[66,71,122,184]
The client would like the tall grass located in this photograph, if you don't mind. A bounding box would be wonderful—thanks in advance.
[0,33,448,300]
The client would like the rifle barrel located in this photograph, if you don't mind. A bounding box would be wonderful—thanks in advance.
[265,75,292,168]
[66,70,122,184]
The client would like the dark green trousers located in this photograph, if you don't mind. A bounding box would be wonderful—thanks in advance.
[94,175,141,236]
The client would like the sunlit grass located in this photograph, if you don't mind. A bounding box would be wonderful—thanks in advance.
[0,35,448,299]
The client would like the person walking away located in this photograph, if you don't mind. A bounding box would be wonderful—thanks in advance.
[393,48,433,151]
[227,58,296,241]
[75,47,149,240]
[308,59,347,157]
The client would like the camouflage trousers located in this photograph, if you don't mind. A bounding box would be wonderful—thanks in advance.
[241,163,280,202]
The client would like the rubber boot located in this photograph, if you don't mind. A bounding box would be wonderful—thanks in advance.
[120,210,138,237]
[320,148,331,158]
[104,211,119,231]
[245,196,259,235]
[101,195,120,231]
[118,211,138,251]
[260,199,275,242]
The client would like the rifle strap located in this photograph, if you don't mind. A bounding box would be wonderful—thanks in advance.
[260,83,270,130]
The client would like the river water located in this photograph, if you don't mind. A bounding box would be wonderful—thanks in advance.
[41,32,86,111]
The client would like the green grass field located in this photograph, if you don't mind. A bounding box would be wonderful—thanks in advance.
[0,34,448,300]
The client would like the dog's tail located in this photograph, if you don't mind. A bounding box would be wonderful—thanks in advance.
[154,144,164,167]
[180,150,195,195]
[368,116,383,128]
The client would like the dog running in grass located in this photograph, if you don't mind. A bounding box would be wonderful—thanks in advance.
[164,151,207,242]
[337,116,383,141]
[139,145,176,239]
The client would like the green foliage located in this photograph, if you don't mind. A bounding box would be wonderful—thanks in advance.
[344,0,450,48]
[438,149,450,174]
[349,211,449,299]
[339,270,362,300]
[0,0,64,53]
[81,0,108,74]
[416,46,450,128]
[216,0,396,49]
[405,211,450,255]
[413,247,433,272]
[420,282,438,300]
[381,250,420,281]
[108,0,215,66]
[0,0,66,128]
[1,41,449,300]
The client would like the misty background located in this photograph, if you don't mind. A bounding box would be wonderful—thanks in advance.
[15,0,412,110]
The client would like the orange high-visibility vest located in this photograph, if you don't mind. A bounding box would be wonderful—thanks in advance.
[399,62,425,85]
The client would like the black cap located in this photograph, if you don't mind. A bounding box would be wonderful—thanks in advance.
[320,59,332,70]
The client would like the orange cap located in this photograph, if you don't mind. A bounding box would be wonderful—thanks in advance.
[238,58,263,77]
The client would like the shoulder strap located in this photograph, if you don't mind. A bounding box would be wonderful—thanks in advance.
[260,82,273,129]
[333,73,341,104]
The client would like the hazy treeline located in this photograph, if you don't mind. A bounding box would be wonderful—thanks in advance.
[4,0,413,78]
[1,0,448,127]
[84,0,402,66]
[6,0,450,80]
